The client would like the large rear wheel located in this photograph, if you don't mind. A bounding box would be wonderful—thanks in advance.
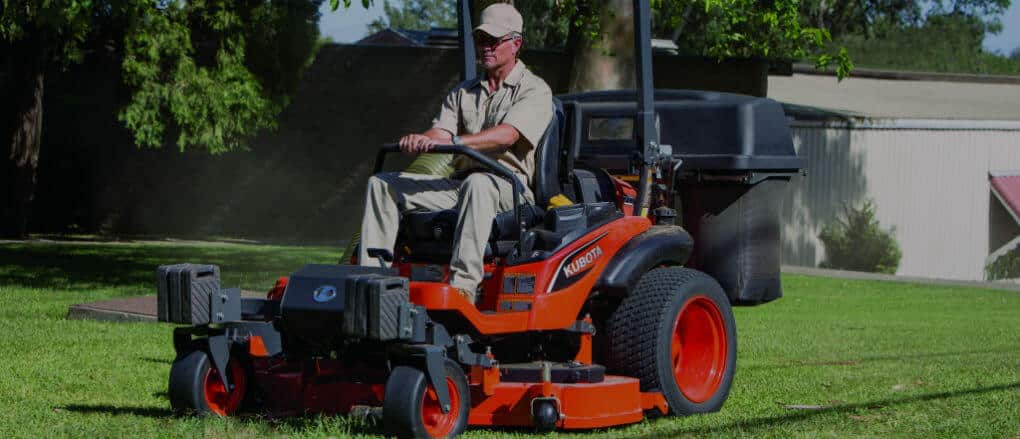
[168,350,248,416]
[383,358,470,438]
[604,267,736,415]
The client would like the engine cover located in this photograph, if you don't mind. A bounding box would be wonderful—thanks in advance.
[279,264,410,354]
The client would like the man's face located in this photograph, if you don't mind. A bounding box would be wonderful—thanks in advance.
[474,32,521,71]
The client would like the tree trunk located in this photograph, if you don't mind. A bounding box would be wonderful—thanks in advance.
[0,44,45,239]
[816,0,827,31]
[567,0,634,93]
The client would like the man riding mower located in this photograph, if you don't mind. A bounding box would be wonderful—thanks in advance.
[358,3,554,306]
[157,1,804,437]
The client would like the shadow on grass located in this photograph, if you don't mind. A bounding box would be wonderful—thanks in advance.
[636,381,1020,438]
[139,356,172,365]
[257,414,382,434]
[63,404,174,418]
[62,383,1020,437]
[0,242,331,292]
[151,391,169,401]
[61,403,384,435]
[743,347,1020,370]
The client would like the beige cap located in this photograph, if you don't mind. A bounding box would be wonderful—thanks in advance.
[474,4,523,38]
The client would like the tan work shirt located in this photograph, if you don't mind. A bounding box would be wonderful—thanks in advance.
[431,61,554,187]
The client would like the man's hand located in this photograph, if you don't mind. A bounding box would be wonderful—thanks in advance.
[398,134,438,154]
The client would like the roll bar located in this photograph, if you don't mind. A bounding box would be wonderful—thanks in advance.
[457,0,476,82]
[374,144,529,244]
[632,0,659,217]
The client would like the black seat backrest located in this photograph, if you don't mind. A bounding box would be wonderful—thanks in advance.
[532,99,565,208]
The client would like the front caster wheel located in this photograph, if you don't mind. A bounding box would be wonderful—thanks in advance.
[531,399,559,433]
[383,358,470,438]
[168,350,248,416]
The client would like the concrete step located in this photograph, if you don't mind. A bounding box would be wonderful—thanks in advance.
[67,290,264,323]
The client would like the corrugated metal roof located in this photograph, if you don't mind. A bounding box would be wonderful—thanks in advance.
[770,73,1020,121]
[990,173,1020,227]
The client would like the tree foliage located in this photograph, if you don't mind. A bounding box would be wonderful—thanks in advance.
[818,200,902,274]
[0,0,341,237]
[368,0,854,78]
[1,0,328,154]
[368,0,457,32]
[365,0,573,49]
[1,0,142,237]
[654,0,853,78]
[836,11,1019,74]
[799,0,1014,74]
[929,0,1010,32]
[389,0,854,78]
[0,1,96,65]
[799,0,924,38]
[799,0,1009,38]
[119,0,326,153]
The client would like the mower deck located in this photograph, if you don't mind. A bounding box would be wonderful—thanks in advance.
[245,355,663,429]
[237,281,670,429]
[467,375,664,429]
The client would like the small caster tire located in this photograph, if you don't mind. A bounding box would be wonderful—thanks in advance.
[168,350,248,416]
[532,399,559,433]
[383,358,470,438]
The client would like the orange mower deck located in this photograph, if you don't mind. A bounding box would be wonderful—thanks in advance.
[466,376,667,429]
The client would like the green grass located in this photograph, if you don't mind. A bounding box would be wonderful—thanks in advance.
[1,241,1019,438]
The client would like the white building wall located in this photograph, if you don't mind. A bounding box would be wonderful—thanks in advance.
[782,122,1020,281]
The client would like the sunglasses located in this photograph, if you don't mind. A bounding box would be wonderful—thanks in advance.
[474,34,516,48]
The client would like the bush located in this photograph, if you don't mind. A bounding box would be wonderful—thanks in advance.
[986,246,1020,281]
[818,201,902,274]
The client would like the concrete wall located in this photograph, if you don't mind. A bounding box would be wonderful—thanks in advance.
[782,122,1020,281]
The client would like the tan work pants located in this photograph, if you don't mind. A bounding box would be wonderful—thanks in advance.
[359,172,532,298]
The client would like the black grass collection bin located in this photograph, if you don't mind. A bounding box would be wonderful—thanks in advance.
[679,176,791,305]
[658,91,803,305]
[562,90,804,305]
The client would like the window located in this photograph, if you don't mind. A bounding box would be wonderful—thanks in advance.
[588,117,634,141]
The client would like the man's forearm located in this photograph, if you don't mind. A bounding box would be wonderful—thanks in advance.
[424,127,453,142]
[456,124,521,153]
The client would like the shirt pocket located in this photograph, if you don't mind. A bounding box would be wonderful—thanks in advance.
[487,92,514,127]
[460,107,483,134]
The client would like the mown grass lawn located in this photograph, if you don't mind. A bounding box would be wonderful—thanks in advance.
[1,240,1018,438]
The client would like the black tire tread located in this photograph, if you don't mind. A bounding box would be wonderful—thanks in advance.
[605,268,702,389]
[168,350,210,415]
[383,359,470,439]
[168,350,250,416]
[604,267,735,416]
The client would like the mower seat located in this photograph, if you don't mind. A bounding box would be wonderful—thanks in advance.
[397,100,565,262]
[400,204,545,242]
[397,206,544,262]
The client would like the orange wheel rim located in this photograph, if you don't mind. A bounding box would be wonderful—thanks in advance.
[421,377,460,438]
[671,295,727,403]
[203,360,245,416]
